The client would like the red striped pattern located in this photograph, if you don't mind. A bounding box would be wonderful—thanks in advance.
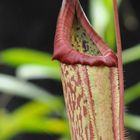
[61,64,121,139]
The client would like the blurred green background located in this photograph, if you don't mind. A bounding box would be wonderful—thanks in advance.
[0,0,140,140]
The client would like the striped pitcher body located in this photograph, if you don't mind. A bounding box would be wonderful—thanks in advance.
[53,0,124,139]
[61,64,120,140]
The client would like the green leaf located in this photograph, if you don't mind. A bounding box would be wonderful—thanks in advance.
[125,113,140,132]
[89,0,122,50]
[16,64,60,80]
[124,83,140,105]
[123,44,140,64]
[22,118,69,134]
[89,0,115,49]
[11,101,62,118]
[0,74,61,105]
[0,103,68,140]
[0,117,68,140]
[0,48,59,68]
[89,0,111,35]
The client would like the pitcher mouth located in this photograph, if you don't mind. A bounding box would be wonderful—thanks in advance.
[53,0,117,67]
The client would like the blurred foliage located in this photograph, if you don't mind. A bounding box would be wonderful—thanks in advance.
[0,48,59,68]
[0,49,69,140]
[0,0,140,139]
[122,44,140,64]
[125,83,140,105]
[0,74,61,103]
[125,113,140,132]
[89,0,117,49]
[0,101,69,140]
[16,64,60,80]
